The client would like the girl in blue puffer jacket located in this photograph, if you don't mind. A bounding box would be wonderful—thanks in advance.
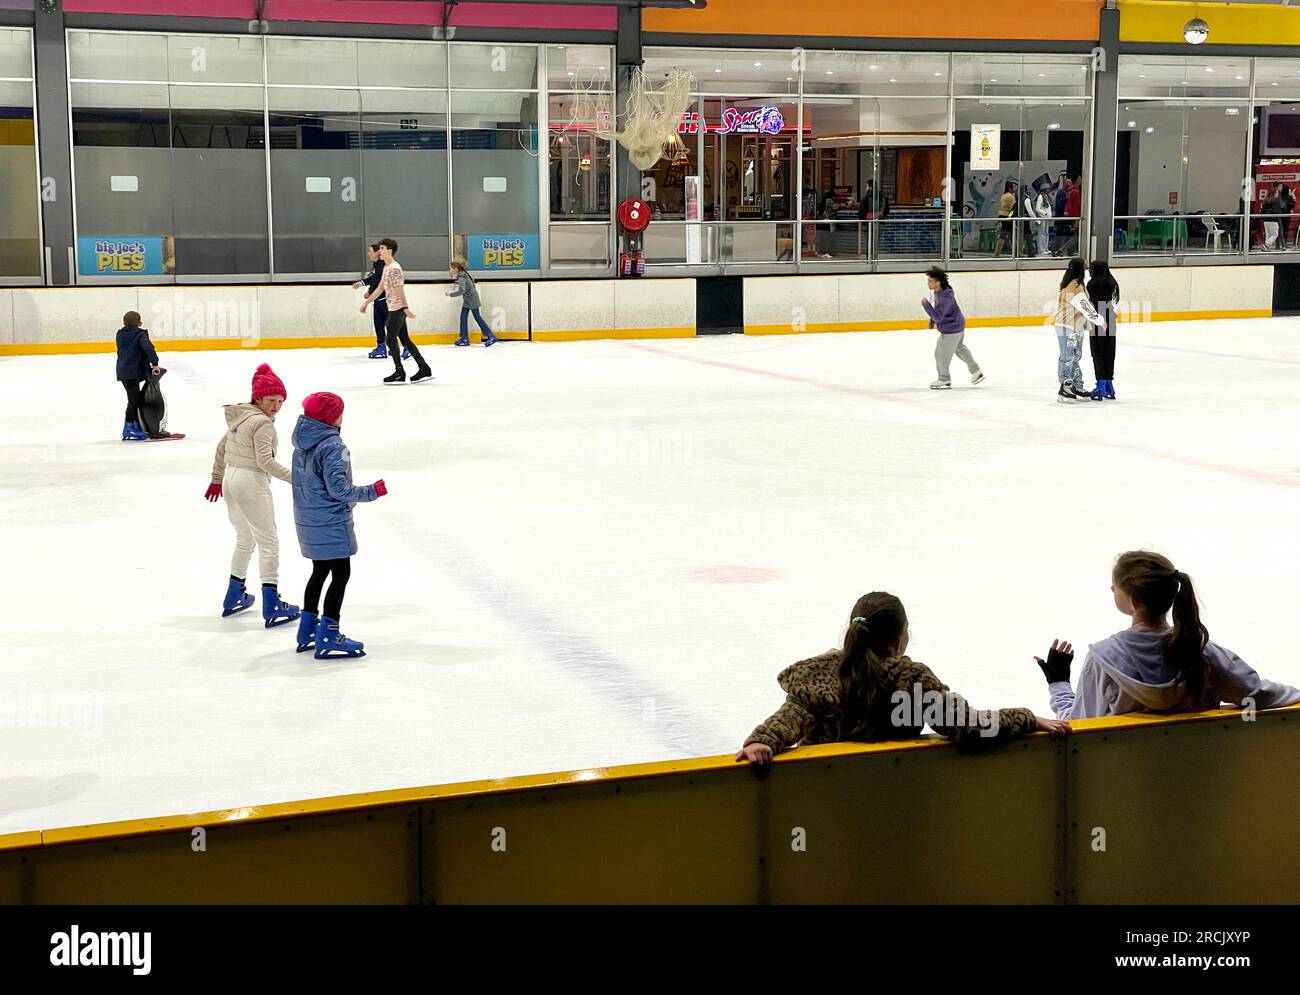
[290,391,387,659]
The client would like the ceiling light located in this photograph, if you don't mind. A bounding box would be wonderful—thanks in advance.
[1236,75,1244,81]
[714,68,722,73]
[869,64,878,71]
[1226,107,1240,116]
[1205,67,1214,73]
[826,70,834,75]
[1048,122,1060,130]
[1145,126,1155,133]
[888,78,897,83]
[1127,120,1136,128]
[753,62,762,67]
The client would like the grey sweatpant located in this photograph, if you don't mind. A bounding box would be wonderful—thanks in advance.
[934,331,980,384]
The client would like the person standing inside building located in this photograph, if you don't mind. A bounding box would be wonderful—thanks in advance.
[362,238,432,385]
[1060,174,1082,256]
[1027,185,1052,258]
[1052,175,1071,255]
[994,181,1017,257]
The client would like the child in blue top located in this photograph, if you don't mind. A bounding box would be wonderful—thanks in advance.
[290,391,387,660]
[922,267,984,390]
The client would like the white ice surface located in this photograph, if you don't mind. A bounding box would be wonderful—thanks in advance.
[2,319,1298,835]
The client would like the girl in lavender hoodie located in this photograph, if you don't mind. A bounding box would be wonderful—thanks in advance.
[1035,550,1300,720]
[922,266,984,390]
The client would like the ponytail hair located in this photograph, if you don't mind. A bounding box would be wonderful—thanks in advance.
[838,592,907,740]
[925,265,950,290]
[1113,551,1209,705]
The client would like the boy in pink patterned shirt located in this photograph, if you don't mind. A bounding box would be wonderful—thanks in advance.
[362,238,431,384]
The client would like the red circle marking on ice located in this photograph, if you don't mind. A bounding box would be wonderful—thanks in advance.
[687,566,781,584]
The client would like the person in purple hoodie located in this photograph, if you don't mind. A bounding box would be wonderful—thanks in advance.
[921,266,984,390]
[1035,550,1300,720]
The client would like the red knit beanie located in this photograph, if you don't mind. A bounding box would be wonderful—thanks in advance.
[303,392,344,426]
[251,363,287,402]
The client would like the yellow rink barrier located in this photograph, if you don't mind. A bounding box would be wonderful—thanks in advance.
[0,704,1295,904]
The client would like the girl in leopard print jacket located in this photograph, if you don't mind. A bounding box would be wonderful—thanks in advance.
[737,592,1069,764]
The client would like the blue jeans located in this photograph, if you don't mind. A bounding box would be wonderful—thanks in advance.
[459,307,493,340]
[1056,324,1084,386]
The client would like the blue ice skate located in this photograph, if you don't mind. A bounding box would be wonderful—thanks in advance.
[295,610,318,653]
[121,420,148,441]
[453,336,470,347]
[262,585,300,628]
[401,347,411,361]
[314,616,365,659]
[483,332,498,347]
[222,576,255,617]
[368,343,388,360]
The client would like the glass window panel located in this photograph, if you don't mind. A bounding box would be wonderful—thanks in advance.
[954,98,1089,258]
[953,54,1092,98]
[804,51,950,97]
[0,25,32,79]
[166,34,263,85]
[68,30,168,82]
[548,94,611,221]
[1250,100,1300,252]
[451,89,539,268]
[1255,59,1300,100]
[0,73,39,277]
[450,44,538,90]
[642,48,799,98]
[1118,56,1250,99]
[547,45,613,91]
[268,87,363,273]
[170,85,268,275]
[357,40,447,89]
[268,38,358,87]
[70,81,174,275]
[360,88,450,272]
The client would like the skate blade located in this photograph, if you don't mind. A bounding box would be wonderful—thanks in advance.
[221,600,255,618]
[295,643,315,653]
[265,614,300,629]
[313,648,366,659]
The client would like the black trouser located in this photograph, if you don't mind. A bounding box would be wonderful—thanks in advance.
[372,297,389,348]
[1089,324,1116,380]
[120,379,144,423]
[385,308,427,372]
[304,557,351,621]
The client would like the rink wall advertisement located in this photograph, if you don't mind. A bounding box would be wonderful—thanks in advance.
[77,236,175,277]
[465,234,539,271]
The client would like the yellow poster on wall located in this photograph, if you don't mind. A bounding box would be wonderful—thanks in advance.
[971,124,1001,171]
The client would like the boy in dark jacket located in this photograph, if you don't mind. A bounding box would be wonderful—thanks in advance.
[290,391,387,659]
[352,244,390,360]
[115,311,160,441]
[921,267,984,390]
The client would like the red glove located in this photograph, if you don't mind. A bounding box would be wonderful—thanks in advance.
[373,479,388,497]
[204,483,222,502]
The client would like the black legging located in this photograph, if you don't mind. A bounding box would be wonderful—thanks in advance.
[120,379,144,422]
[304,558,351,621]
[1089,319,1117,380]
[372,298,388,348]
[385,308,427,372]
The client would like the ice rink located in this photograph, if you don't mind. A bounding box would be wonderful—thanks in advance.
[3,317,1299,836]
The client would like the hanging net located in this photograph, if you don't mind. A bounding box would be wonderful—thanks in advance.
[567,66,694,171]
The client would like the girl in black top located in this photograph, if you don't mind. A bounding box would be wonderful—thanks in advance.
[1086,261,1120,400]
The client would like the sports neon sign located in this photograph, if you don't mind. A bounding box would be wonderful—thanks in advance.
[713,106,785,135]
